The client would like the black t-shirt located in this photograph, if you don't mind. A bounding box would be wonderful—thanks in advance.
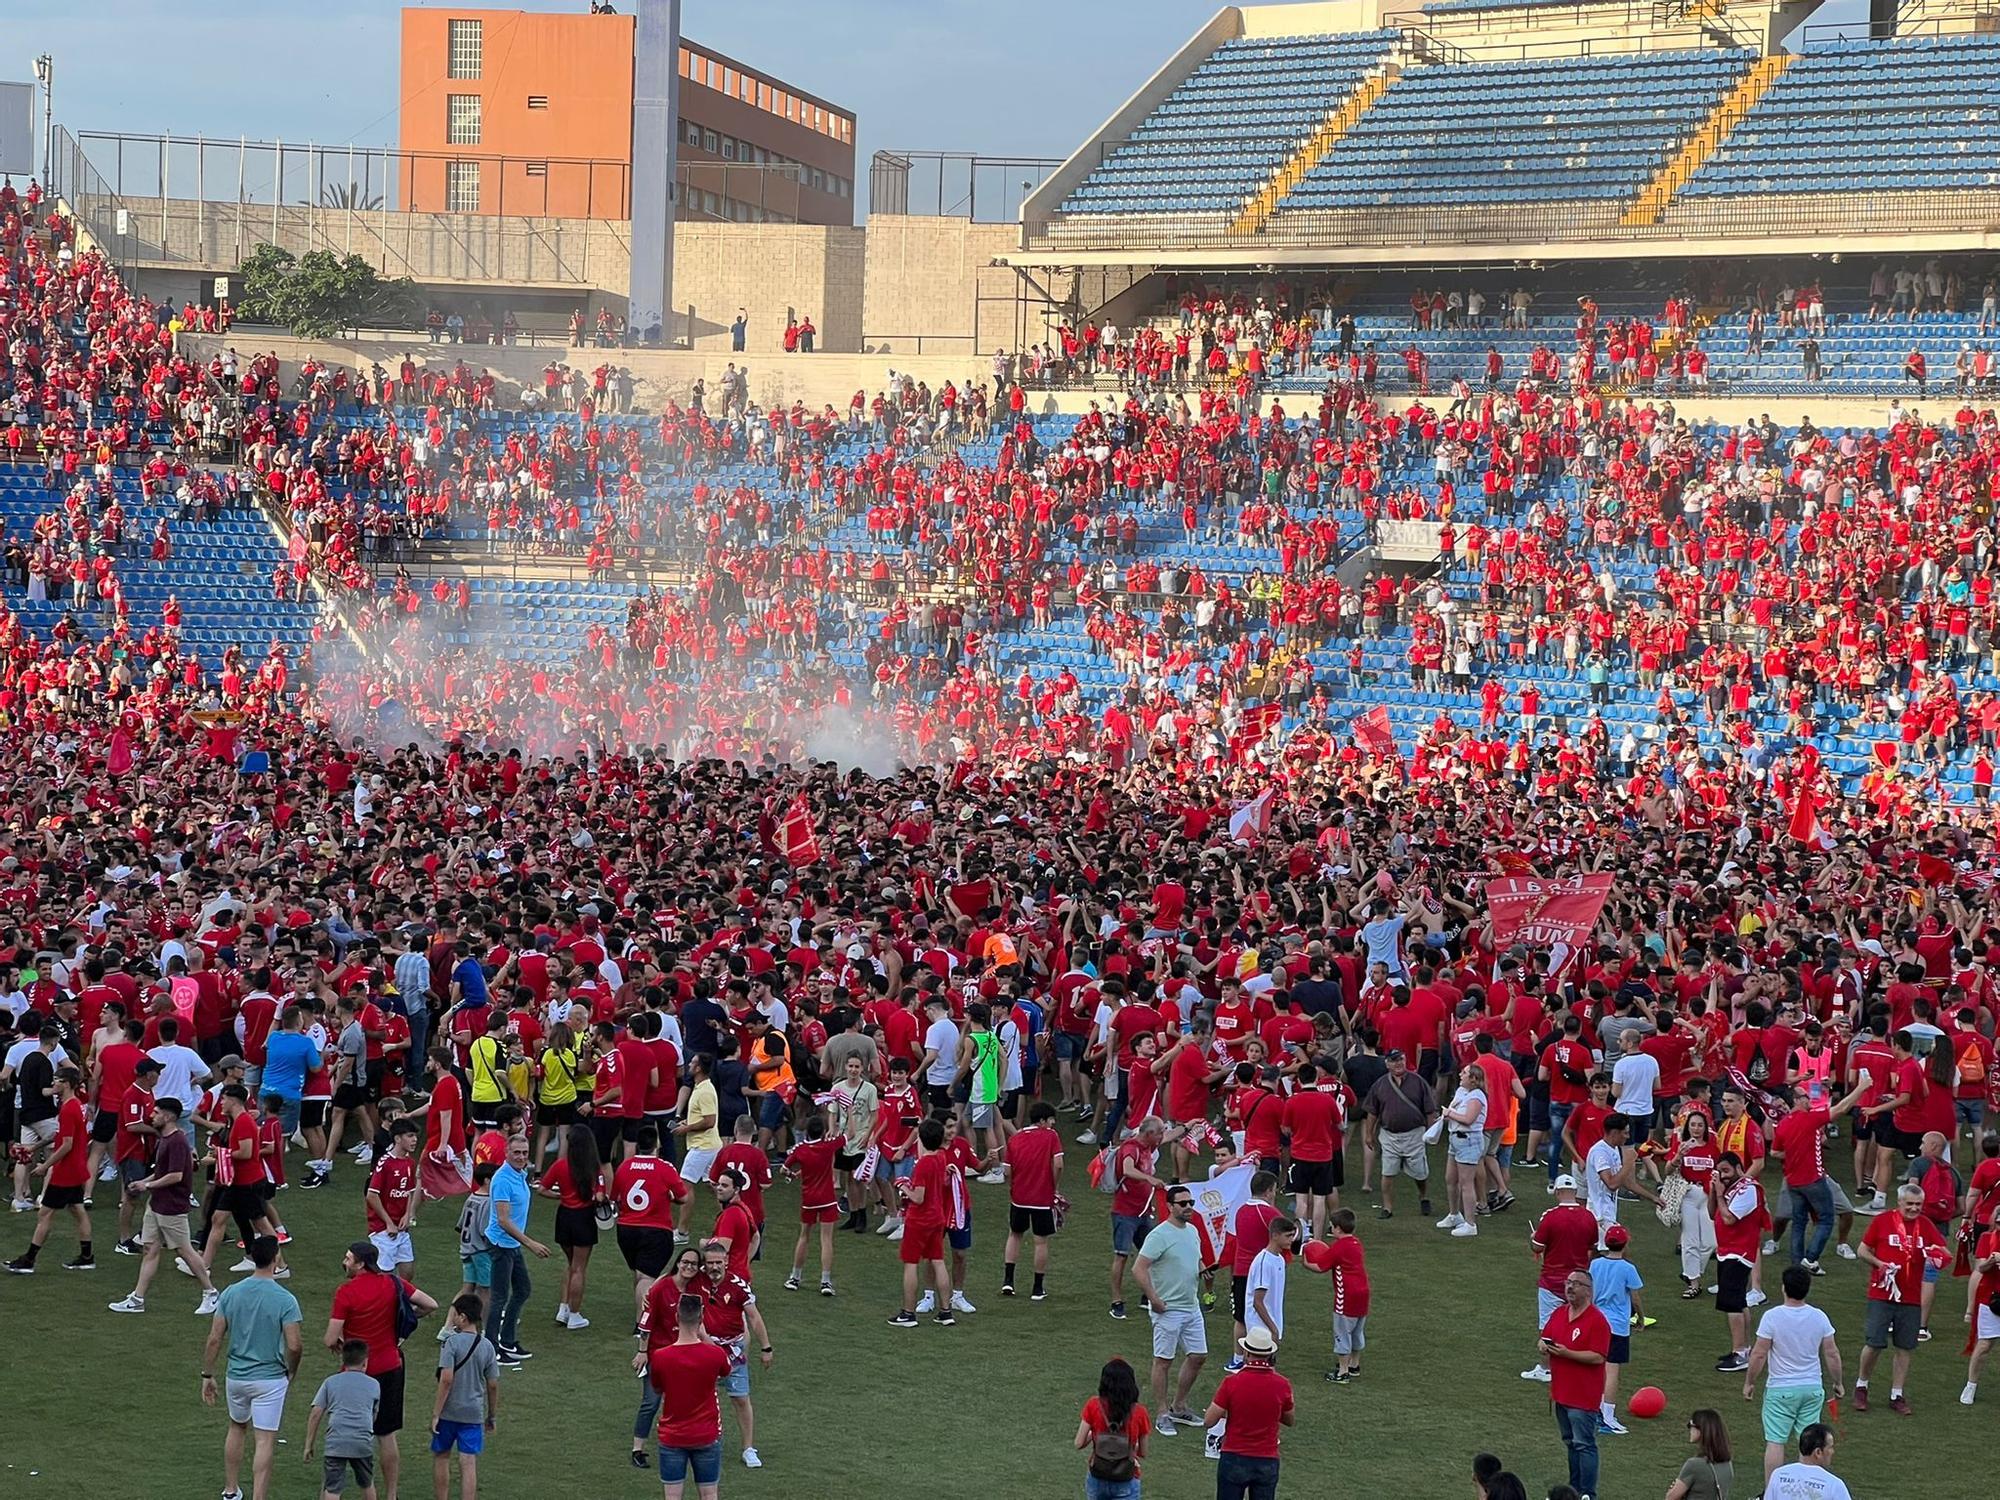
[16,1049,58,1125]
[1343,1053,1389,1109]
[680,999,730,1062]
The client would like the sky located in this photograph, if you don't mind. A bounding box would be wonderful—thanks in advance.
[11,0,1871,213]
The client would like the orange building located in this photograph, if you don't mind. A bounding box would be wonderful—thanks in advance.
[397,7,856,224]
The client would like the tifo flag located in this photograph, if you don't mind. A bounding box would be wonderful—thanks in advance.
[1228,788,1276,844]
[1354,703,1396,757]
[1187,1160,1255,1270]
[777,794,821,867]
[1485,873,1614,975]
[1872,742,1899,770]
[1490,848,1535,875]
[1916,853,1957,887]
[1230,704,1284,763]
[1786,785,1833,849]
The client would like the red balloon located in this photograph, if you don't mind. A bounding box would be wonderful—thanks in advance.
[1301,1240,1335,1273]
[1628,1386,1667,1419]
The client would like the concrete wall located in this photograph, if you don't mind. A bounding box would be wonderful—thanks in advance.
[668,221,866,352]
[859,217,1021,358]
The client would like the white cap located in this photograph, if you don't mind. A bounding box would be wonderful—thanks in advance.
[1553,1174,1579,1192]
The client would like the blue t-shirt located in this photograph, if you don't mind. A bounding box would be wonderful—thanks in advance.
[452,957,489,1009]
[1590,1255,1644,1337]
[486,1163,530,1249]
[261,1030,322,1102]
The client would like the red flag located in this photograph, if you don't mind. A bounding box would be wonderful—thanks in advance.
[1491,848,1535,876]
[1484,873,1613,975]
[1786,785,1831,848]
[1916,853,1956,887]
[1354,704,1396,757]
[1228,787,1276,844]
[1230,703,1284,763]
[777,794,821,867]
[1871,742,1899,770]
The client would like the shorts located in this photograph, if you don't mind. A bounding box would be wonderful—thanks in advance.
[225,1375,291,1432]
[90,1108,120,1144]
[1448,1132,1486,1167]
[1001,1089,1024,1123]
[968,1102,998,1131]
[431,1418,485,1455]
[1112,1213,1153,1256]
[218,1184,267,1233]
[1008,1204,1056,1238]
[40,1182,86,1210]
[1379,1128,1429,1180]
[720,1358,750,1398]
[130,1191,191,1244]
[618,1226,674,1278]
[301,1099,331,1131]
[538,1100,579,1128]
[1977,1303,2000,1342]
[1526,1091,1552,1135]
[1715,1258,1753,1315]
[333,1082,372,1111]
[1231,1273,1249,1325]
[680,1146,718,1185]
[948,1223,973,1253]
[1959,1098,1987,1128]
[834,1147,866,1174]
[119,1157,151,1192]
[1606,1332,1630,1366]
[1862,1299,1921,1351]
[898,1224,945,1264]
[1878,1124,1925,1157]
[322,1456,375,1495]
[659,1440,723,1487]
[1621,1110,1653,1141]
[800,1204,840,1226]
[1149,1306,1207,1360]
[923,1083,953,1117]
[1052,1031,1085,1062]
[876,1154,916,1184]
[1334,1314,1367,1355]
[273,1097,302,1136]
[756,1092,788,1131]
[1537,1287,1562,1329]
[1482,1128,1504,1159]
[17,1118,57,1148]
[468,1100,502,1128]
[554,1204,599,1250]
[369,1229,414,1268]
[373,1362,406,1435]
[461,1251,493,1288]
[1762,1385,1825,1446]
[1288,1158,1340,1196]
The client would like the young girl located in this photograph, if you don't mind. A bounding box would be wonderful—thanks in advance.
[537,1123,607,1331]
[1667,1105,1718,1297]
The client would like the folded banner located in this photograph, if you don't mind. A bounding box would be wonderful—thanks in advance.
[1484,872,1613,976]
[1354,703,1396,757]
[777,794,821,867]
[1228,787,1275,844]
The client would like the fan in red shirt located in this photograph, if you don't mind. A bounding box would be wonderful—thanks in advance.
[1856,1184,1948,1412]
[1000,1102,1064,1300]
[1321,1212,1371,1381]
[1280,1063,1344,1240]
[891,1117,954,1325]
[9,1070,93,1271]
[1526,1178,1601,1380]
[646,1296,738,1461]
[781,1117,843,1293]
[709,1168,761,1286]
[364,1119,421,1274]
[1539,1270,1612,1496]
[613,1127,691,1291]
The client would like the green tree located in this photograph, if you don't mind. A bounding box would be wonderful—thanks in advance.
[231,245,421,338]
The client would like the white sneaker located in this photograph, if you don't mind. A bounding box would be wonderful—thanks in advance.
[876,1216,900,1236]
[565,1312,590,1330]
[887,1225,905,1242]
[1451,1222,1479,1238]
[354,1145,374,1165]
[1745,1289,1768,1308]
[1436,1213,1463,1229]
[196,1290,220,1316]
[10,1198,33,1212]
[1759,1238,1778,1256]
[229,1258,256,1273]
[1520,1366,1552,1382]
[1077,1130,1099,1146]
[1962,1383,1978,1406]
[1835,1243,1857,1261]
[347,1142,368,1156]
[98,1162,120,1183]
[977,1169,1006,1185]
[555,1303,571,1325]
[108,1294,146,1314]
[1600,1412,1629,1435]
[915,1292,935,1314]
[742,1448,763,1469]
[175,1259,194,1277]
[1865,1191,1887,1213]
[950,1291,977,1314]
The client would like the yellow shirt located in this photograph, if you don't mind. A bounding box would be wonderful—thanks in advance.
[468,1035,508,1104]
[686,1078,723,1151]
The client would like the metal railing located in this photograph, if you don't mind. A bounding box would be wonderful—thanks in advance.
[867,150,1063,222]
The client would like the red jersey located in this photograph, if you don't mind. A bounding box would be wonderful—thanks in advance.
[365,1153,418,1232]
[783,1137,841,1212]
[906,1149,951,1229]
[1325,1233,1370,1317]
[1281,1087,1342,1162]
[48,1096,90,1188]
[711,1143,771,1224]
[647,1341,733,1447]
[1531,1202,1601,1292]
[614,1156,690,1231]
[1541,1303,1611,1409]
[1003,1124,1062,1211]
[712,1200,759,1282]
[115,1083,156,1164]
[1861,1210,1945,1304]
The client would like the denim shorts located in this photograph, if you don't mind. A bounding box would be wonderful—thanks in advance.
[462,1251,493,1288]
[757,1092,788,1130]
[719,1359,750,1398]
[1112,1213,1153,1256]
[1052,1031,1085,1062]
[659,1440,723,1485]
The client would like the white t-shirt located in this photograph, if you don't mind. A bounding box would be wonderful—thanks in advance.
[1585,1139,1623,1225]
[1755,1302,1836,1388]
[1245,1246,1287,1339]
[1766,1461,1852,1500]
[923,1017,961,1086]
[148,1043,212,1109]
[1611,1051,1660,1116]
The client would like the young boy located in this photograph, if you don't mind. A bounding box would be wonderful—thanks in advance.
[305,1338,381,1500]
[1589,1223,1645,1434]
[781,1114,843,1296]
[454,1162,497,1327]
[1324,1207,1371,1384]
[1246,1215,1296,1350]
[257,1093,290,1241]
[432,1293,500,1500]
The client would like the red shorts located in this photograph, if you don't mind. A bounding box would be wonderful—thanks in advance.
[800,1204,840,1226]
[898,1223,946,1265]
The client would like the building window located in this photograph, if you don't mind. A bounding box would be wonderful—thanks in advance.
[447,19,483,79]
[704,129,718,153]
[757,82,770,110]
[524,161,548,177]
[447,95,482,146]
[810,168,824,191]
[721,137,736,161]
[527,95,549,110]
[684,120,701,147]
[445,159,481,212]
[722,67,735,95]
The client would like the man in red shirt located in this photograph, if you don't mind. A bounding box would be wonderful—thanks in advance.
[709,1166,760,1286]
[1854,1181,1947,1413]
[6,1067,95,1271]
[1524,1175,1600,1382]
[198,1085,286,1280]
[1770,1076,1868,1270]
[999,1100,1063,1301]
[1281,1061,1344,1240]
[1540,1268,1611,1500]
[365,1117,421,1275]
[1859,1029,1930,1204]
[1538,1015,1595,1190]
[1202,1325,1294,1495]
[328,1238,439,1499]
[890,1116,954,1327]
[110,1056,163,1253]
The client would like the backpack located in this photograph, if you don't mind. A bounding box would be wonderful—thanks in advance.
[1089,1425,1136,1483]
[1744,1034,1771,1087]
[387,1271,422,1343]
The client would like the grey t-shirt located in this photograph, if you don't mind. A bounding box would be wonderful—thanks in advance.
[437,1331,498,1423]
[312,1369,380,1459]
[337,1020,367,1078]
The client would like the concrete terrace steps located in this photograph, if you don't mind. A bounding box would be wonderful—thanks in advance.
[1228,66,1399,237]
[1621,51,1792,228]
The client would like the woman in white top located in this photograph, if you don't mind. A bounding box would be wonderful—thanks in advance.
[1437,1084,1487,1238]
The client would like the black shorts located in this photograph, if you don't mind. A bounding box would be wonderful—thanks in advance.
[1850,1113,1879,1143]
[538,1101,579,1128]
[219,1184,267,1235]
[923,1083,953,1116]
[90,1108,120,1145]
[834,1147,865,1174]
[618,1225,675,1278]
[301,1100,330,1130]
[591,1115,622,1161]
[468,1100,502,1128]
[40,1182,87,1210]
[364,1060,385,1096]
[1001,1089,1024,1123]
[1231,1272,1249,1325]
[1606,1332,1631,1366]
[333,1082,372,1111]
[372,1362,405,1436]
[1007,1204,1056,1238]
[1288,1157,1341,1196]
[1880,1124,1926,1157]
[1716,1258,1752,1314]
[554,1204,600,1250]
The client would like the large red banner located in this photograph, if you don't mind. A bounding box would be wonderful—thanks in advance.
[1484,873,1613,973]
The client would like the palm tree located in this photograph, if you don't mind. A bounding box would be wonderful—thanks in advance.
[320,182,384,211]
